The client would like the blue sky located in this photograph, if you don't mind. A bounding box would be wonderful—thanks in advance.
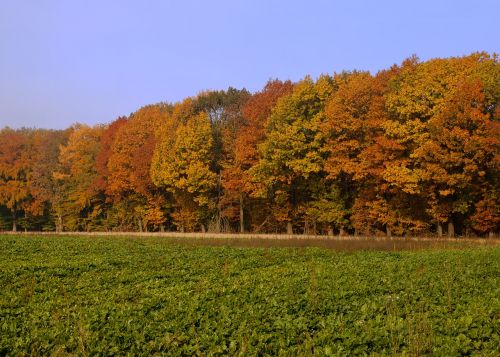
[0,0,498,129]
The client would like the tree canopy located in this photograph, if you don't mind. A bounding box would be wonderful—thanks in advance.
[0,53,498,236]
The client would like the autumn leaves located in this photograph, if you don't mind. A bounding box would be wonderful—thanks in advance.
[0,52,498,236]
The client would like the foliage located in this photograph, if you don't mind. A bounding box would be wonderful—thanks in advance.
[152,111,217,231]
[252,76,335,233]
[54,124,103,231]
[107,104,170,231]
[0,128,32,231]
[0,52,498,236]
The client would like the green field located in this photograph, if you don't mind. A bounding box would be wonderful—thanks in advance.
[0,235,499,356]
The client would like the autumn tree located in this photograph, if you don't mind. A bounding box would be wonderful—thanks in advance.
[385,52,499,236]
[0,128,32,231]
[93,117,128,194]
[191,88,250,231]
[107,104,171,231]
[252,75,335,234]
[151,111,217,231]
[413,80,499,236]
[89,117,128,230]
[1,52,497,236]
[322,71,381,235]
[25,129,69,230]
[54,124,103,231]
[222,80,294,232]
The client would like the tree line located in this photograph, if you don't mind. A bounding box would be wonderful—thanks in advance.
[0,53,498,237]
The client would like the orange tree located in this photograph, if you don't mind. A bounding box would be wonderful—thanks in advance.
[107,104,171,231]
[385,53,499,236]
[225,80,293,232]
[0,128,32,231]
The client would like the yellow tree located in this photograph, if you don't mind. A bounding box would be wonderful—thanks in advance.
[151,111,217,231]
[252,75,335,234]
[55,124,103,231]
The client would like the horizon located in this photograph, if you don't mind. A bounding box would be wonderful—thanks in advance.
[1,0,499,129]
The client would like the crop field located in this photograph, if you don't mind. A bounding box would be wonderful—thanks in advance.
[0,235,499,356]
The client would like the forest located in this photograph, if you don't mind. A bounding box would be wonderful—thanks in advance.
[0,52,498,237]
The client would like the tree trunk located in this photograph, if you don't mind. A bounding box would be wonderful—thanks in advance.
[215,212,221,233]
[201,224,206,233]
[239,193,244,233]
[386,226,392,238]
[180,225,185,233]
[339,226,345,237]
[286,221,293,235]
[12,210,17,232]
[312,221,317,235]
[216,173,222,233]
[105,210,110,232]
[303,217,308,235]
[327,227,334,236]
[254,216,270,233]
[488,231,494,239]
[160,224,165,232]
[437,222,443,237]
[137,217,143,232]
[447,221,454,238]
[56,213,63,233]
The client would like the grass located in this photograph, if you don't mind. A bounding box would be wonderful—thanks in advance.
[0,234,499,355]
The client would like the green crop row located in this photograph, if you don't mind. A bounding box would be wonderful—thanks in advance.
[0,235,499,355]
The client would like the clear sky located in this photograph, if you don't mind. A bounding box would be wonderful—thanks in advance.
[0,0,498,129]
